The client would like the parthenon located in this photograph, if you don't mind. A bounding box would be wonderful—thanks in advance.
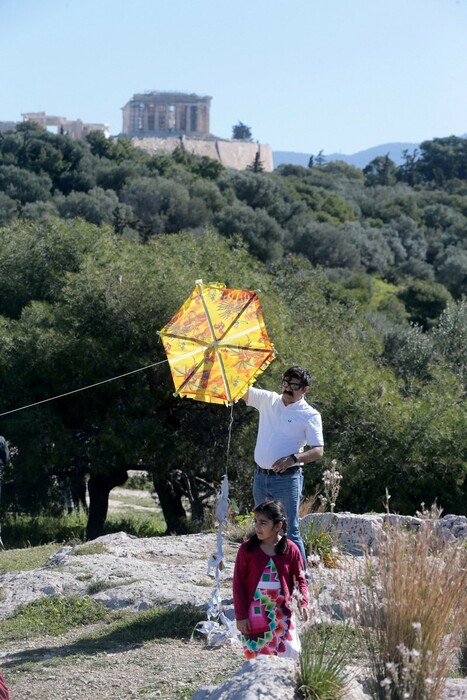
[121,91,211,137]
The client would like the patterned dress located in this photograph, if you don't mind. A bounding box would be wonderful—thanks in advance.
[241,557,301,659]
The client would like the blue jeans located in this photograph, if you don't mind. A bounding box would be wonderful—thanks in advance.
[253,466,307,569]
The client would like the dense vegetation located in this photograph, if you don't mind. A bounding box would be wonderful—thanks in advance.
[0,123,465,540]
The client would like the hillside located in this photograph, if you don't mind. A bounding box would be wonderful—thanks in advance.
[274,141,419,168]
[0,123,465,543]
[274,133,467,168]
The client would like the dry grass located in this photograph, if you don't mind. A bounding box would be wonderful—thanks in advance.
[352,522,467,699]
[299,490,325,518]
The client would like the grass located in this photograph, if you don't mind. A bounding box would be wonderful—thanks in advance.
[71,542,108,556]
[0,543,59,573]
[0,594,114,641]
[123,473,153,491]
[458,628,467,677]
[86,578,142,594]
[0,593,205,648]
[297,623,354,699]
[77,602,207,648]
[109,492,156,509]
[352,522,467,699]
[0,510,166,550]
[104,513,166,538]
[1,512,87,549]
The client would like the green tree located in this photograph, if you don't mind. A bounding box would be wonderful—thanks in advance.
[246,150,264,173]
[0,217,100,318]
[232,121,252,141]
[431,299,467,388]
[435,246,467,299]
[397,279,452,330]
[398,148,420,185]
[54,187,120,226]
[315,150,326,166]
[0,222,276,536]
[0,192,18,224]
[214,202,284,262]
[0,164,52,204]
[363,155,397,186]
[417,136,467,184]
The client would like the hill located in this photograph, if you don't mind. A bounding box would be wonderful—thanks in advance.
[274,132,467,169]
[273,141,419,169]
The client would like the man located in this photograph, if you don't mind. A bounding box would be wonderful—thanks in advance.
[240,366,324,571]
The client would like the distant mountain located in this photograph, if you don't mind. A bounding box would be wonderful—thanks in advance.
[273,142,420,170]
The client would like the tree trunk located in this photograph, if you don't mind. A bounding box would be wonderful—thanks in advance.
[153,472,188,535]
[86,467,128,540]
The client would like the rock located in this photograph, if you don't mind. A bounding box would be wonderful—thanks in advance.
[191,657,297,700]
[0,531,239,620]
[300,512,467,555]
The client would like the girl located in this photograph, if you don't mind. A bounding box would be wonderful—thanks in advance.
[233,499,309,659]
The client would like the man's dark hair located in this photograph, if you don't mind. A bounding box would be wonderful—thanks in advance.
[282,366,312,388]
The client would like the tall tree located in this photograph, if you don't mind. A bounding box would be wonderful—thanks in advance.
[246,150,264,173]
[232,121,253,141]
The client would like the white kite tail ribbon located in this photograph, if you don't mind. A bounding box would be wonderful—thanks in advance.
[196,473,240,646]
[215,473,229,526]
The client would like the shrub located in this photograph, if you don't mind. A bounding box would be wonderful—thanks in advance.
[297,623,352,699]
[300,520,341,569]
[352,522,467,699]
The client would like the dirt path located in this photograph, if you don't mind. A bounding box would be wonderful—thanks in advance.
[1,624,244,700]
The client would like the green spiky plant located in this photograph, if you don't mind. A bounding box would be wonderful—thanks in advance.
[297,623,352,699]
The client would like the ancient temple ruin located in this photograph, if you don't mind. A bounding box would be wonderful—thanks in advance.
[121,91,211,137]
[21,112,109,140]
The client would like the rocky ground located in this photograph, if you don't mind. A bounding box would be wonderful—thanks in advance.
[0,492,466,700]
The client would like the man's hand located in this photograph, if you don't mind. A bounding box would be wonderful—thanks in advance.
[271,454,295,473]
[236,618,251,634]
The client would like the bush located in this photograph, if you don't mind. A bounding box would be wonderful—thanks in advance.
[297,623,353,699]
[352,522,467,699]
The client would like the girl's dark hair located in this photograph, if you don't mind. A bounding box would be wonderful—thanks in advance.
[247,499,288,555]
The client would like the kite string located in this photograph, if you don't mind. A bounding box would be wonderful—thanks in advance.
[225,402,235,470]
[0,359,169,418]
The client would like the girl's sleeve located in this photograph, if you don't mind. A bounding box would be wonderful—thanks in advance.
[232,543,249,620]
[291,545,309,606]
[0,671,9,700]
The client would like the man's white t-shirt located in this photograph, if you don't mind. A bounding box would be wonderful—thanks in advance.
[247,387,324,469]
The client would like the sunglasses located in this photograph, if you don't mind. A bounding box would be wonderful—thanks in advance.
[281,379,302,391]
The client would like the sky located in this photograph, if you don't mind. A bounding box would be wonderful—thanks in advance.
[1,0,467,156]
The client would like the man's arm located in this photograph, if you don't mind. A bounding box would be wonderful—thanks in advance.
[272,445,324,473]
[296,445,324,464]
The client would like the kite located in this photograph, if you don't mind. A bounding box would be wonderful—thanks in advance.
[159,280,276,405]
[159,280,276,646]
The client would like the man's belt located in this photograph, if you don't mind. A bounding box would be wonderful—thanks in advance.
[256,465,301,475]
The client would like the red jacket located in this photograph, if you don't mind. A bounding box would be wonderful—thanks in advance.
[233,538,308,621]
[0,672,9,700]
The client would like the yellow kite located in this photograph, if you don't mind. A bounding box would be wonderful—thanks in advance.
[159,280,276,405]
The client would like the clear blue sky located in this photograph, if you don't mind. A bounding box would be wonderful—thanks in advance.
[1,0,467,155]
